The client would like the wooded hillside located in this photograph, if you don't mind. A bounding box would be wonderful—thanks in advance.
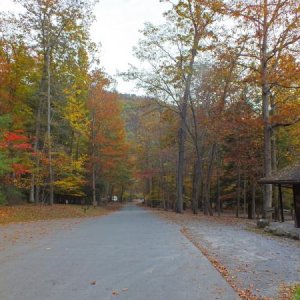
[1,0,300,220]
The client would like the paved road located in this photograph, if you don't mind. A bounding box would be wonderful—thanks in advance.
[0,204,238,300]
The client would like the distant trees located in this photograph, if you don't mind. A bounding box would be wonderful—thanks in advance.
[0,0,132,205]
[127,0,224,213]
[128,0,300,218]
[88,73,132,206]
[1,0,300,216]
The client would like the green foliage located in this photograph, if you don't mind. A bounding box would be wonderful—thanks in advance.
[0,152,12,177]
[293,285,300,300]
[0,190,7,206]
[0,114,11,128]
[0,185,24,205]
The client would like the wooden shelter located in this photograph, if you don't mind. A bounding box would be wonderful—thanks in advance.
[259,164,300,228]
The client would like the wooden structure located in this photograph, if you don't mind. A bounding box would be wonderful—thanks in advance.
[259,164,300,228]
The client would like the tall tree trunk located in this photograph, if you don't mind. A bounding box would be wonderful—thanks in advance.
[198,175,204,211]
[236,166,241,218]
[216,168,221,217]
[177,125,186,213]
[261,0,272,219]
[30,99,42,204]
[110,185,114,202]
[92,164,96,207]
[204,144,216,216]
[36,185,40,206]
[192,156,202,214]
[215,146,221,217]
[176,34,200,213]
[46,44,54,206]
[251,182,256,219]
[119,186,124,202]
[271,129,279,221]
[31,59,47,204]
[243,179,247,216]
[29,177,35,203]
[91,109,97,207]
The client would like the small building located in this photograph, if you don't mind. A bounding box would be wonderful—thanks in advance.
[259,164,300,228]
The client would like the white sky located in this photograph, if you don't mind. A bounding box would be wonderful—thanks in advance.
[1,0,169,94]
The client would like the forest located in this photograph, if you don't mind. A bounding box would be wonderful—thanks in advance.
[1,0,300,221]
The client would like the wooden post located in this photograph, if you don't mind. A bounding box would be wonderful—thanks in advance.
[292,184,300,228]
[278,184,284,223]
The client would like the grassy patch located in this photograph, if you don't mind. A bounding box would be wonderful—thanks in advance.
[0,203,121,225]
[293,285,300,300]
[279,284,300,300]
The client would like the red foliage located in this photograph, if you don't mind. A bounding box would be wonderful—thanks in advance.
[12,163,31,175]
[13,143,32,150]
[4,131,28,143]
[1,131,32,151]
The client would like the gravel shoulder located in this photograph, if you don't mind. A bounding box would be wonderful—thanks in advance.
[149,208,300,300]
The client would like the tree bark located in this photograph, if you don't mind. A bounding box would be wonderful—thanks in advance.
[271,129,279,222]
[236,166,241,218]
[261,0,272,219]
[192,156,202,214]
[176,31,200,213]
[46,42,54,206]
[91,109,97,207]
[216,166,221,217]
[92,164,96,207]
[204,143,216,216]
[215,146,221,217]
[243,179,247,216]
[110,185,114,202]
[30,97,42,204]
[177,124,186,213]
[119,186,124,202]
[251,182,256,219]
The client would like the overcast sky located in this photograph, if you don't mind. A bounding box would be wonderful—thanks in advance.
[1,0,169,94]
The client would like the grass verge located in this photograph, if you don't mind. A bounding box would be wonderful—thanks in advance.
[293,285,300,300]
[0,203,122,225]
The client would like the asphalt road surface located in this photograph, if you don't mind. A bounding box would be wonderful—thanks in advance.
[0,204,239,300]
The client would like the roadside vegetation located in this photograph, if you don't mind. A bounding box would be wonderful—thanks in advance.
[0,203,121,225]
[293,285,300,300]
[1,0,300,221]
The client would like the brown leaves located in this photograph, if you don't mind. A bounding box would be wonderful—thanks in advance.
[180,226,268,300]
[0,204,120,225]
[111,288,129,296]
[278,284,300,300]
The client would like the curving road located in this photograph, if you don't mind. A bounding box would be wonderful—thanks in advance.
[0,204,239,300]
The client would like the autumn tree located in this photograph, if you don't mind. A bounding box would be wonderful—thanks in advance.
[230,0,300,218]
[14,0,97,204]
[88,73,131,206]
[127,0,223,213]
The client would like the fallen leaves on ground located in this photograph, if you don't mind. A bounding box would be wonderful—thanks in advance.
[279,284,300,300]
[0,203,122,252]
[180,226,270,300]
[145,206,256,229]
[152,207,299,300]
[0,203,121,225]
